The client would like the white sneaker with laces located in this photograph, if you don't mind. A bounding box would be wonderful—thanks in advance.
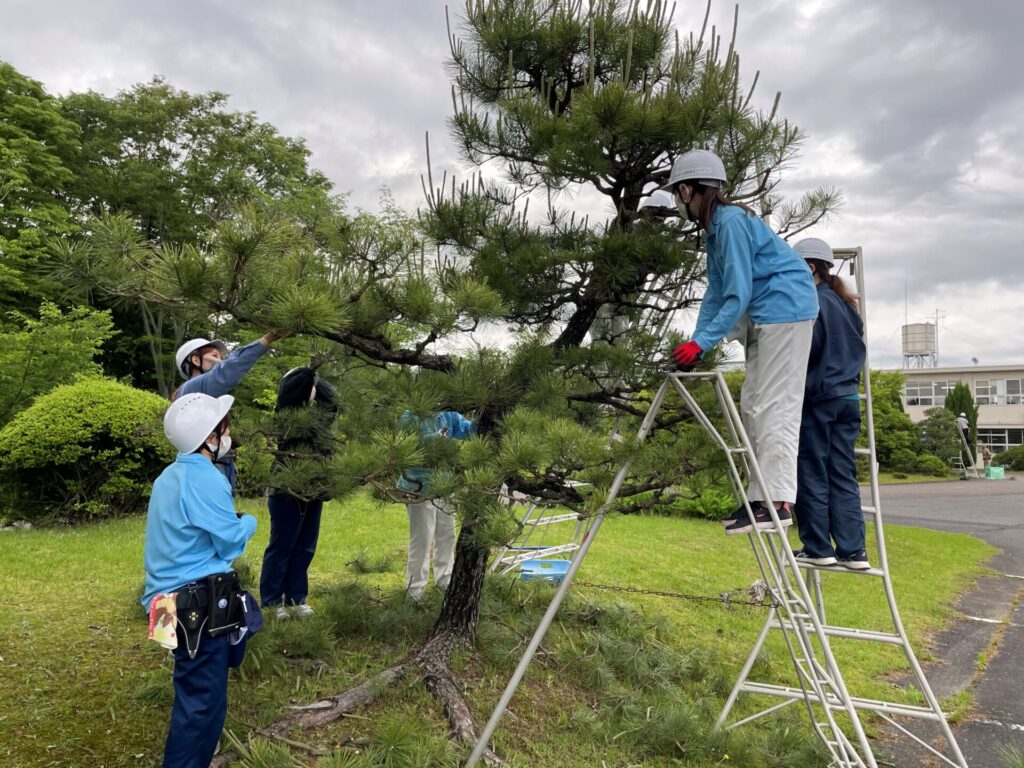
[295,603,314,619]
[275,606,289,621]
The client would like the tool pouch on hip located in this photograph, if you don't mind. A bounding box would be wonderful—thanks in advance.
[206,571,243,638]
[175,584,209,659]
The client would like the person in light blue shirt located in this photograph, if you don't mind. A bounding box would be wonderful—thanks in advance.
[397,409,475,600]
[171,330,288,490]
[664,149,818,535]
[143,392,257,768]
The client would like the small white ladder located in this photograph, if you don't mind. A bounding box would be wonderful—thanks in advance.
[489,496,589,575]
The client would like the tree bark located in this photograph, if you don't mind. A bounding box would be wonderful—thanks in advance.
[431,519,490,640]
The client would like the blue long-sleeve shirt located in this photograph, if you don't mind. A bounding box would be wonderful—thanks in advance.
[141,453,257,607]
[804,282,865,404]
[397,411,476,496]
[175,339,267,488]
[693,206,819,350]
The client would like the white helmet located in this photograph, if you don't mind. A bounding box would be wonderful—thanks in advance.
[639,189,676,210]
[959,412,966,418]
[661,149,727,191]
[175,338,228,379]
[164,393,234,454]
[793,237,835,266]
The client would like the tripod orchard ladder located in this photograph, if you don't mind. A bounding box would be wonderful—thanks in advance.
[715,246,968,768]
[955,419,981,479]
[468,247,966,768]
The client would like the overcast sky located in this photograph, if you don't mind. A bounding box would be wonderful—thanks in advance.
[3,0,1022,369]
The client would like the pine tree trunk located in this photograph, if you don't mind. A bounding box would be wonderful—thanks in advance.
[430,519,489,641]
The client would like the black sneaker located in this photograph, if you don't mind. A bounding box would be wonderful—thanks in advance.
[837,550,871,570]
[719,503,750,526]
[793,549,838,567]
[725,504,793,536]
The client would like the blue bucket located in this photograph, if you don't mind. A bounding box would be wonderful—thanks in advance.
[519,559,572,584]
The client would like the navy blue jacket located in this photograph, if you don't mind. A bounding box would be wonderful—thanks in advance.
[804,282,865,404]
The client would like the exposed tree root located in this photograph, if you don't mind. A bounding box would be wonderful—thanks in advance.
[261,630,503,765]
[265,661,411,735]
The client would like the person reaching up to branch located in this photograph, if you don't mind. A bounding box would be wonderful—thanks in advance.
[171,329,289,490]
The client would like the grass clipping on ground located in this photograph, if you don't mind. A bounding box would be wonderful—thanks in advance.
[0,494,995,767]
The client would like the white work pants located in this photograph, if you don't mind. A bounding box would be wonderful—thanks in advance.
[405,499,456,598]
[740,319,815,504]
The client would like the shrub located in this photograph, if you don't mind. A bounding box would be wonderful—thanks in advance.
[0,377,174,523]
[994,445,1024,471]
[914,453,951,477]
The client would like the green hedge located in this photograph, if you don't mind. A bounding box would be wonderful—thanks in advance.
[994,445,1024,471]
[0,378,174,524]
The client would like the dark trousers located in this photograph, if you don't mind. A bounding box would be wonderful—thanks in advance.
[163,633,229,768]
[259,494,323,606]
[795,397,865,558]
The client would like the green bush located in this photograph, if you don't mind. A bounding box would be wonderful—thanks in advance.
[994,445,1024,471]
[0,377,174,523]
[914,453,951,477]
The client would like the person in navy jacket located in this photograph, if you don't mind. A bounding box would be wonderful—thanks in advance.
[663,149,818,535]
[792,237,869,570]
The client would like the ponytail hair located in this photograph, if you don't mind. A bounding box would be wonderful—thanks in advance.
[808,259,858,309]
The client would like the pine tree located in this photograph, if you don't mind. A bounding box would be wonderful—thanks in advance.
[945,381,978,462]
[57,1,839,755]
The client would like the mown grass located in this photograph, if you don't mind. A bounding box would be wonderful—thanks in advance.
[0,493,994,767]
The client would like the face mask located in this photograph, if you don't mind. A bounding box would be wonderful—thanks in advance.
[206,434,232,459]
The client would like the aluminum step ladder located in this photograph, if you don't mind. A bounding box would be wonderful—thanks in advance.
[955,421,981,479]
[489,494,590,575]
[468,247,966,768]
[717,247,967,767]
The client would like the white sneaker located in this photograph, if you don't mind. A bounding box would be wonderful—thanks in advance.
[295,603,314,619]
[275,606,289,621]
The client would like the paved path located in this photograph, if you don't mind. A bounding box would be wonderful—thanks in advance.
[869,477,1024,768]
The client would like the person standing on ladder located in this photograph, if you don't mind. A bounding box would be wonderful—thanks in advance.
[664,149,819,535]
[791,238,870,569]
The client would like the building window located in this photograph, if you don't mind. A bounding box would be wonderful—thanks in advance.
[905,381,933,406]
[976,380,990,405]
[979,428,1024,453]
[978,428,1008,453]
[1008,379,1022,405]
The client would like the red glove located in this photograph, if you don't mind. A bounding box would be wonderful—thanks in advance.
[673,340,703,369]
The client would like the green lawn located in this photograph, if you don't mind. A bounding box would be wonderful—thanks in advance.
[0,495,994,767]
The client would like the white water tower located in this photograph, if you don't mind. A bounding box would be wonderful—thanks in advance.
[902,323,937,368]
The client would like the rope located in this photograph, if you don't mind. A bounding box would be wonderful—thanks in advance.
[573,578,773,609]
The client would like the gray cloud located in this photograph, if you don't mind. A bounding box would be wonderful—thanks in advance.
[2,0,1022,366]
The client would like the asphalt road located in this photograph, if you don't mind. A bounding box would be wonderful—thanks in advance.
[869,476,1024,768]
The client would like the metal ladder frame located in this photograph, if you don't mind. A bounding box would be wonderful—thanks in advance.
[717,247,968,767]
[489,497,590,575]
[467,247,967,768]
[956,421,981,479]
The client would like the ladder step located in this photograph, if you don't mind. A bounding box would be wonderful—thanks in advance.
[739,682,945,720]
[860,505,878,516]
[769,619,903,645]
[518,513,581,526]
[791,559,885,577]
[854,447,871,456]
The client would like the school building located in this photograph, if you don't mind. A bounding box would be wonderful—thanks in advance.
[893,364,1024,453]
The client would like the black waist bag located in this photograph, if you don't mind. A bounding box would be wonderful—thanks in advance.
[207,571,243,638]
